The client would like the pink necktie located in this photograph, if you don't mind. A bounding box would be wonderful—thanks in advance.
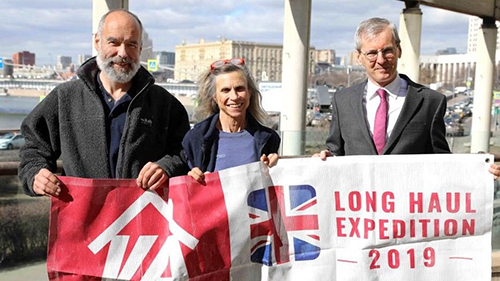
[373,88,388,155]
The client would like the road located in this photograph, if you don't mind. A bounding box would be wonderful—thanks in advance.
[445,94,473,153]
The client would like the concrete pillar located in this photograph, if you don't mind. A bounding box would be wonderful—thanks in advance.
[398,2,422,82]
[451,63,455,86]
[462,62,466,82]
[444,64,448,83]
[437,63,442,83]
[471,18,497,153]
[444,63,449,84]
[92,0,129,56]
[431,63,436,83]
[453,63,457,83]
[280,0,312,156]
[457,63,462,82]
[446,63,451,85]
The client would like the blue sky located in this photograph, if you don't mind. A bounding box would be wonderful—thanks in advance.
[0,0,470,66]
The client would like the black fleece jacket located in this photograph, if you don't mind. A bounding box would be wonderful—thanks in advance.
[19,57,190,196]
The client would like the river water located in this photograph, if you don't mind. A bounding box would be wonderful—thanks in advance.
[0,94,195,131]
[0,96,40,130]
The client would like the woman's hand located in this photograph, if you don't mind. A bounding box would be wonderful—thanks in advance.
[260,153,279,167]
[188,167,206,185]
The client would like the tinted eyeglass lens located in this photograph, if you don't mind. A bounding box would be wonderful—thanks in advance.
[212,60,225,68]
[210,58,245,73]
[230,58,244,65]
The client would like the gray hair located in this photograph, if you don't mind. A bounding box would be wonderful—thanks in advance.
[194,63,268,124]
[97,10,143,45]
[354,17,400,51]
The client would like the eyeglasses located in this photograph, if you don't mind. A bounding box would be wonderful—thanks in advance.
[359,46,398,62]
[210,58,245,73]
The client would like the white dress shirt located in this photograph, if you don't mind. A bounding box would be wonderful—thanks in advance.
[364,74,408,140]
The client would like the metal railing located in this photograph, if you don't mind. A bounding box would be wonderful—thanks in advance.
[1,154,500,176]
[1,160,62,176]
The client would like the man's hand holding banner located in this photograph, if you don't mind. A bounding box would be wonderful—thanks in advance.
[48,154,493,280]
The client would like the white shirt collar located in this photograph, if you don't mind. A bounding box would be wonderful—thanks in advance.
[367,73,402,100]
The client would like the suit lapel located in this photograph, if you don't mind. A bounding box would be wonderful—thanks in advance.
[349,81,378,154]
[383,78,424,153]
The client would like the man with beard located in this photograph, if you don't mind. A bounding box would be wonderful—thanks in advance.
[19,10,190,197]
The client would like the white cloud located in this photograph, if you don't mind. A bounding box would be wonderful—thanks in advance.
[0,0,472,65]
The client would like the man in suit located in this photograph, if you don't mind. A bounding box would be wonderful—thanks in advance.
[318,17,450,158]
[317,17,500,178]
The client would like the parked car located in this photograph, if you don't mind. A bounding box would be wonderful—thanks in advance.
[264,111,280,131]
[446,106,455,116]
[462,106,472,117]
[450,112,462,123]
[444,118,464,137]
[310,112,329,127]
[0,132,25,150]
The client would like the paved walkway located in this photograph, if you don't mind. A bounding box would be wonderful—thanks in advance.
[0,261,47,281]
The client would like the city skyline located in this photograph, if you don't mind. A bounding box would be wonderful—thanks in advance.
[0,0,470,66]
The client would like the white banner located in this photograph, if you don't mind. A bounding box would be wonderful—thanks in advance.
[220,154,493,281]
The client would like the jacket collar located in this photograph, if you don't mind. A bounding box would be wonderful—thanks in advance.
[200,113,267,142]
[195,112,270,172]
[383,74,424,153]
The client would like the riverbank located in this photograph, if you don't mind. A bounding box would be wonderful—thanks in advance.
[3,89,49,98]
[5,88,195,107]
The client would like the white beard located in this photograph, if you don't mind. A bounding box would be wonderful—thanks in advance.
[96,53,140,83]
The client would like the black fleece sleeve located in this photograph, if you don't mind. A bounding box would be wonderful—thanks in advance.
[18,91,62,197]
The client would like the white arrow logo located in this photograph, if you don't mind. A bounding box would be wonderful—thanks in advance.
[88,191,199,280]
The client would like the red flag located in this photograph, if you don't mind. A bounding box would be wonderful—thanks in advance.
[48,175,231,280]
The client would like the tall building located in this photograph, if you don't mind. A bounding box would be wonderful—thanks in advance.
[156,51,175,66]
[57,56,72,70]
[140,30,154,63]
[467,16,500,53]
[174,38,316,82]
[1,59,14,77]
[314,49,336,65]
[78,54,91,65]
[347,51,359,66]
[436,47,457,55]
[12,51,35,67]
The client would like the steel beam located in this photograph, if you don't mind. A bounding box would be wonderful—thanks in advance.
[398,0,500,20]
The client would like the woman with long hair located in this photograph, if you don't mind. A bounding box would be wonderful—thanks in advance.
[182,58,280,183]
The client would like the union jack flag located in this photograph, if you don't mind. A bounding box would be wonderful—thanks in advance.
[247,184,320,266]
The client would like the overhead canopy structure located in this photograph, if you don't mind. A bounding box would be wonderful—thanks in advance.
[398,0,500,19]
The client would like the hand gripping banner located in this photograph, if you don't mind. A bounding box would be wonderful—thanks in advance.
[47,154,494,280]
